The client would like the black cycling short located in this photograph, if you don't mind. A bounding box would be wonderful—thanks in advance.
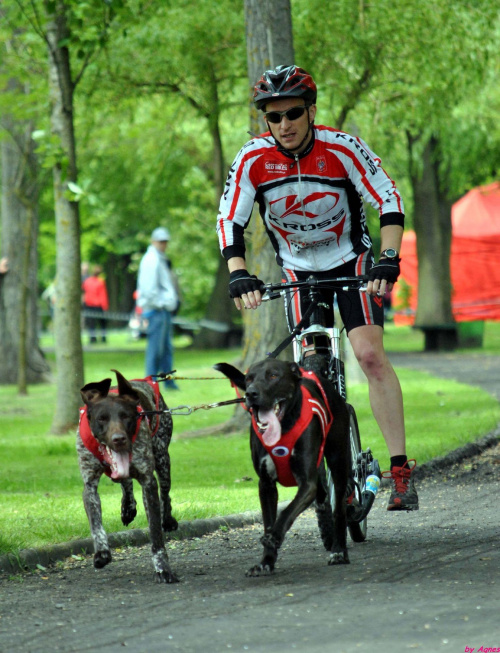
[282,251,384,335]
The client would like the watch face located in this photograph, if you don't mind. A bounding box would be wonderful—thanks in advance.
[382,248,398,259]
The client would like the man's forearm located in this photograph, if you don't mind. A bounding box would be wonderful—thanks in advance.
[379,225,404,255]
[227,256,248,273]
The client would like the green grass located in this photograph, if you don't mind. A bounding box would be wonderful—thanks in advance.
[349,368,500,468]
[477,320,500,352]
[1,324,499,558]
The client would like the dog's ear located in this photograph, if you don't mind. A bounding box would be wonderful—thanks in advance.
[289,362,302,379]
[213,362,246,390]
[80,378,112,405]
[112,369,141,405]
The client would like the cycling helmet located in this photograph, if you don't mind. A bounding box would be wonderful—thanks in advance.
[253,65,317,111]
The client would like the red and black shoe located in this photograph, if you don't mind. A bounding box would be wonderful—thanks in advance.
[383,459,419,511]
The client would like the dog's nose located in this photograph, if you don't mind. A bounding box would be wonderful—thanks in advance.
[112,433,128,447]
[246,387,258,402]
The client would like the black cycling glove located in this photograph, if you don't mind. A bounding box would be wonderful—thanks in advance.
[229,269,264,299]
[368,258,401,284]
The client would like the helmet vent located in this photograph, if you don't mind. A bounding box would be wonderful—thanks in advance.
[253,65,317,111]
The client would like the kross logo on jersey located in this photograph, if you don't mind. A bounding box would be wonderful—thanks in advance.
[267,191,346,252]
[269,191,340,220]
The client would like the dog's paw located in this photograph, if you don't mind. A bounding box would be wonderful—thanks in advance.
[153,551,179,583]
[155,569,180,584]
[245,564,273,577]
[162,515,179,532]
[94,550,112,569]
[121,504,137,526]
[328,550,350,565]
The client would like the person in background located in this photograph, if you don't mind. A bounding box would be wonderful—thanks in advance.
[82,264,109,344]
[0,257,8,276]
[137,227,180,390]
[41,280,56,323]
[81,261,90,284]
[129,289,148,340]
[0,257,8,293]
[80,262,90,329]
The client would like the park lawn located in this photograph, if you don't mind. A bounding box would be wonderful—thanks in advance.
[1,326,500,557]
[348,367,500,467]
[0,345,266,557]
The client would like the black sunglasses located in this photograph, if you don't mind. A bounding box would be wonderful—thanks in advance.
[264,105,310,124]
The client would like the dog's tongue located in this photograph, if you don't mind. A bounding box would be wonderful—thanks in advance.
[258,409,282,447]
[110,452,130,479]
[102,448,130,479]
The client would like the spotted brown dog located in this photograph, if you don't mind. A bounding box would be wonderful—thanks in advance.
[77,369,178,583]
[215,357,351,576]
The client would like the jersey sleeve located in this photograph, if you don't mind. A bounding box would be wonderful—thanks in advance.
[328,134,405,227]
[216,143,259,260]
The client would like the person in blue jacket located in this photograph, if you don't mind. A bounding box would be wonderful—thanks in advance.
[137,227,180,390]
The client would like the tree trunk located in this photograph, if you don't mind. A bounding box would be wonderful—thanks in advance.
[192,67,239,349]
[196,1,295,355]
[0,103,51,386]
[409,134,456,350]
[199,0,295,434]
[242,0,295,368]
[105,253,135,314]
[46,1,84,432]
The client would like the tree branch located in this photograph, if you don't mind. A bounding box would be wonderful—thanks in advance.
[14,0,49,45]
[335,64,373,130]
[116,76,208,117]
[73,48,96,89]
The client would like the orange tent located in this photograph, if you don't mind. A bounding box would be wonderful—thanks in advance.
[394,181,500,325]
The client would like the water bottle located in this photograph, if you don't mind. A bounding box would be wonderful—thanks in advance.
[361,474,381,513]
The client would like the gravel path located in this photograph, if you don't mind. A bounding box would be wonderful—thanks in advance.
[388,351,500,401]
[1,443,499,652]
[1,352,499,653]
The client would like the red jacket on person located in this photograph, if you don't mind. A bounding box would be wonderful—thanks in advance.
[82,275,109,311]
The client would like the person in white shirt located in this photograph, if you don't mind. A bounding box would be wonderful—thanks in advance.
[137,227,179,390]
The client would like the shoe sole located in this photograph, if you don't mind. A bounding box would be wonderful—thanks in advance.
[387,504,419,511]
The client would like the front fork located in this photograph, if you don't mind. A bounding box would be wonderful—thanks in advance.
[293,324,345,398]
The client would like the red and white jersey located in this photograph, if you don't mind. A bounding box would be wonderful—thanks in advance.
[216,126,404,272]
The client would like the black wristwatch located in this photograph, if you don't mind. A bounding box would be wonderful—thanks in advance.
[380,248,399,260]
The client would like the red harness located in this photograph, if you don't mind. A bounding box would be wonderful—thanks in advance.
[79,376,161,478]
[251,370,334,487]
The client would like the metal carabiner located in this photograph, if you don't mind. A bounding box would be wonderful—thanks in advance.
[168,405,194,416]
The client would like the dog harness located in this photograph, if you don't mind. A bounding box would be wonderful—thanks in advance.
[79,376,161,478]
[251,370,334,487]
[130,376,162,438]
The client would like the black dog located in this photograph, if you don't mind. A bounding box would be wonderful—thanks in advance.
[215,357,351,575]
[77,369,179,583]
